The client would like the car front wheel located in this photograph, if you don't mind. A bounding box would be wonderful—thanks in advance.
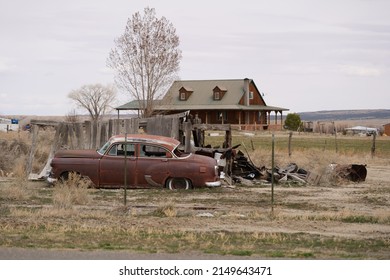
[166,177,192,190]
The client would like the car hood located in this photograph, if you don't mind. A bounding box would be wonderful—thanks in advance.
[54,149,102,159]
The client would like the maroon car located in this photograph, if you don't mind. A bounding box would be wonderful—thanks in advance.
[48,134,221,189]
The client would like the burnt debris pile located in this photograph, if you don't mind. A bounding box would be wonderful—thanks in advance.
[195,146,367,186]
[231,151,310,185]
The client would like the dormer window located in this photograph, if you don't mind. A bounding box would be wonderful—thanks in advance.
[249,91,254,99]
[213,86,227,101]
[178,86,193,101]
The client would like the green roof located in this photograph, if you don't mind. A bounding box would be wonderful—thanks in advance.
[116,79,288,112]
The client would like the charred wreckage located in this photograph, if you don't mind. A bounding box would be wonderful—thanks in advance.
[194,145,367,186]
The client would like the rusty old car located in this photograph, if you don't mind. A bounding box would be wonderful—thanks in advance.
[48,134,221,189]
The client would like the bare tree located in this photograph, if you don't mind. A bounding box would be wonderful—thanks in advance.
[107,7,182,118]
[65,109,80,123]
[68,84,117,122]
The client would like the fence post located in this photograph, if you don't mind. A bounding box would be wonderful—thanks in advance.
[84,121,91,149]
[333,121,338,153]
[371,133,376,158]
[100,123,107,148]
[184,121,192,153]
[271,133,275,215]
[108,119,114,137]
[288,131,293,157]
[74,122,84,149]
[92,121,98,149]
[26,124,39,176]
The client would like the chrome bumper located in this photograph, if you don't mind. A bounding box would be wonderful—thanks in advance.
[205,180,221,187]
[47,177,57,184]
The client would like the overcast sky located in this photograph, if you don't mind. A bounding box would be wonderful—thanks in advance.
[1,0,389,116]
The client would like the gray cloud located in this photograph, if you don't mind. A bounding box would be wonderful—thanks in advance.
[1,0,389,115]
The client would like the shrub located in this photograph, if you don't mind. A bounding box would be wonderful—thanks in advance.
[284,113,302,131]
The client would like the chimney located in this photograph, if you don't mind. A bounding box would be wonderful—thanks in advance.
[244,78,250,106]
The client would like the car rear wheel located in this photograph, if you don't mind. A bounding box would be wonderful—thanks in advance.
[167,177,191,190]
[59,172,70,182]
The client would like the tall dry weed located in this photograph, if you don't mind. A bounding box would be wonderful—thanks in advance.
[52,173,91,209]
[154,203,177,217]
[0,180,29,201]
[0,132,30,176]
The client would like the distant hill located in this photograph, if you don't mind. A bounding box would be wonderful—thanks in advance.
[298,109,390,122]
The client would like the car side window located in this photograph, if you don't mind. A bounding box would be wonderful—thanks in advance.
[140,144,171,158]
[107,144,117,156]
[108,143,135,156]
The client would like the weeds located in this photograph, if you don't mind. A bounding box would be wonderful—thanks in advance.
[153,203,177,217]
[1,132,390,259]
[52,173,91,209]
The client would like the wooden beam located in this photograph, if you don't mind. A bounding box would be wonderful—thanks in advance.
[192,123,231,131]
[30,120,60,126]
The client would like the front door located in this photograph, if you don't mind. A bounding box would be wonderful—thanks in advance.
[135,144,169,187]
[99,143,136,187]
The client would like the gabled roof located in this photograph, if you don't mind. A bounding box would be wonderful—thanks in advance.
[161,79,253,107]
[116,78,288,112]
[116,100,162,111]
[158,78,287,111]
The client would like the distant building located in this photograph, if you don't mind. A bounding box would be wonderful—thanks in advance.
[345,126,378,136]
[0,117,19,132]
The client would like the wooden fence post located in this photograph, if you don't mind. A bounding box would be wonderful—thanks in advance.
[184,121,192,153]
[67,123,75,149]
[26,124,39,176]
[108,119,114,137]
[333,122,338,153]
[92,121,98,149]
[85,121,92,149]
[100,123,107,148]
[371,133,376,158]
[74,122,84,149]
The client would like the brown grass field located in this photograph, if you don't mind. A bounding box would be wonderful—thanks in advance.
[0,129,389,259]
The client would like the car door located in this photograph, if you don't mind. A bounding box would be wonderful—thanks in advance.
[135,143,169,187]
[99,143,136,187]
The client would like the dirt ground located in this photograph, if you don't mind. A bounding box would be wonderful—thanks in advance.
[1,163,389,259]
[119,164,390,241]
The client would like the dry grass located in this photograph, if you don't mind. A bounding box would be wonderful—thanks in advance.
[0,180,29,201]
[153,203,178,217]
[52,173,91,209]
[0,129,53,177]
[1,130,390,258]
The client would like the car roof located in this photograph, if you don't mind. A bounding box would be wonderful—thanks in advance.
[109,134,181,148]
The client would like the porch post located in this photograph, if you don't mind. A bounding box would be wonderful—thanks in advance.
[280,111,283,130]
[267,111,270,126]
[274,111,278,125]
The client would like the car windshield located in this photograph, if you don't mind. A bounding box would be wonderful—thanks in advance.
[97,139,113,155]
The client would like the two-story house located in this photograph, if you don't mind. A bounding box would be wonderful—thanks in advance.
[116,78,288,130]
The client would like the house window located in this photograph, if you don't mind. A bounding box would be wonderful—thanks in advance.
[180,92,186,100]
[217,111,227,121]
[214,91,220,100]
[249,91,254,99]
